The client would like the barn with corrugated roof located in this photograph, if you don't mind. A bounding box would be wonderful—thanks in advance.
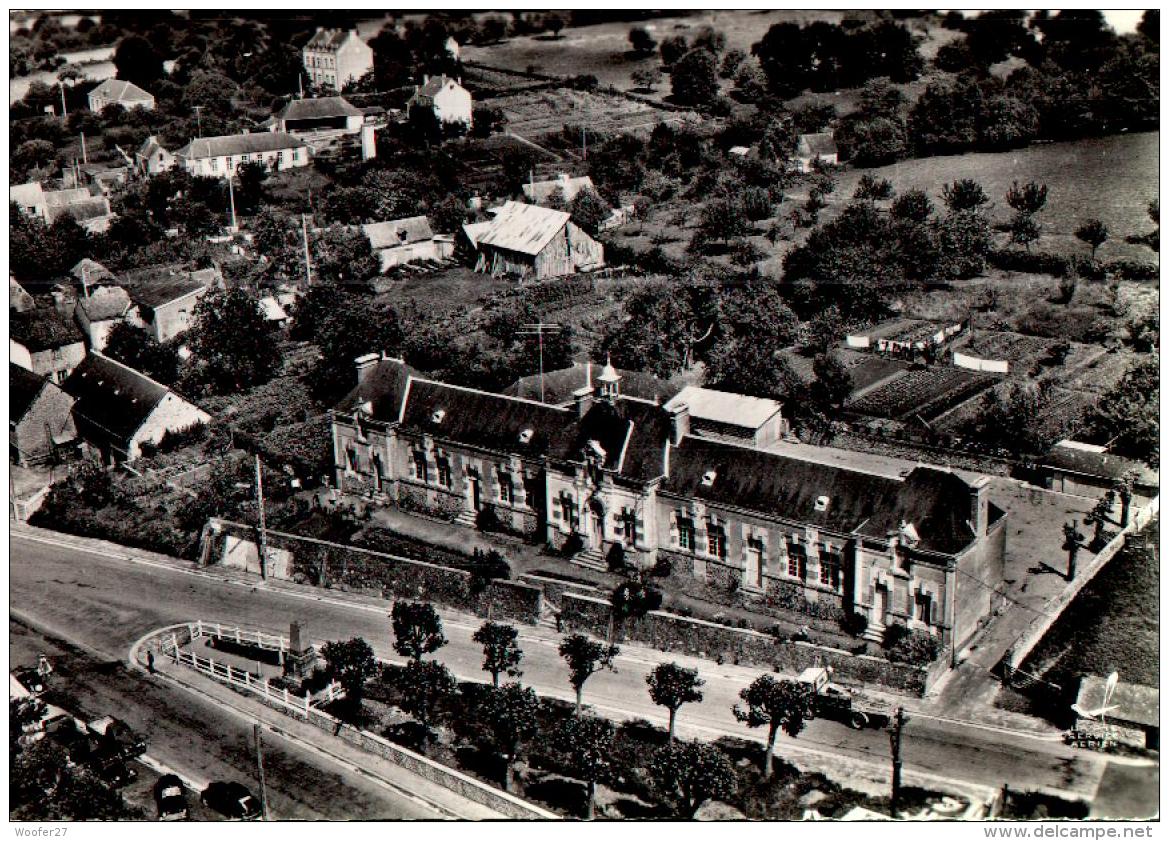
[471,201,604,280]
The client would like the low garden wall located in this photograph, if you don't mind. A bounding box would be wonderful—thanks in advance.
[204,519,542,625]
[560,593,931,697]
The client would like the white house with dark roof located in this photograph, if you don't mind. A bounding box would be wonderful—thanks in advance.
[61,353,211,464]
[329,355,1008,665]
[174,132,310,178]
[793,132,839,173]
[275,96,364,134]
[408,75,473,128]
[123,266,221,343]
[522,173,596,207]
[302,28,373,92]
[87,78,155,112]
[74,286,132,350]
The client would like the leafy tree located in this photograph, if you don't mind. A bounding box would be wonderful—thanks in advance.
[391,601,447,663]
[720,48,746,79]
[854,174,893,202]
[942,179,990,212]
[553,714,614,820]
[558,633,619,713]
[1006,180,1049,216]
[629,26,657,56]
[631,67,662,91]
[102,322,181,385]
[836,114,907,166]
[113,34,163,88]
[545,13,565,38]
[320,637,378,710]
[1074,219,1109,259]
[1090,358,1158,467]
[596,284,718,377]
[670,48,720,108]
[569,188,610,237]
[479,682,540,791]
[646,662,705,741]
[732,60,769,103]
[1138,10,1159,45]
[698,196,750,247]
[891,188,933,223]
[1084,490,1116,549]
[706,339,803,403]
[692,27,727,55]
[1009,211,1041,250]
[660,34,689,67]
[187,289,281,394]
[733,675,813,777]
[810,353,852,410]
[472,621,523,687]
[398,659,457,737]
[12,738,142,820]
[935,209,992,279]
[649,740,737,818]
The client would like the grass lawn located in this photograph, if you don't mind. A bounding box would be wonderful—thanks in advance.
[831,132,1161,262]
[372,265,512,318]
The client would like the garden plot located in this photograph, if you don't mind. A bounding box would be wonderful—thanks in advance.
[494,89,696,140]
[1060,348,1143,395]
[846,366,999,423]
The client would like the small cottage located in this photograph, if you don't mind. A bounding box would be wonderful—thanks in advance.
[135,136,175,176]
[363,216,453,271]
[10,308,87,384]
[794,132,838,173]
[11,364,77,466]
[74,286,132,350]
[408,75,473,128]
[522,173,597,207]
[87,78,155,112]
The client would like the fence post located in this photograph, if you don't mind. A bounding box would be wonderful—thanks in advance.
[209,657,214,676]
[236,627,242,644]
[284,688,289,707]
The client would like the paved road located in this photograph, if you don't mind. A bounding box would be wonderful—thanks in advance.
[11,531,1124,807]
[11,602,458,819]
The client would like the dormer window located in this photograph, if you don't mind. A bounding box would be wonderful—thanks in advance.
[814,495,830,512]
[586,439,606,462]
[701,470,717,487]
[359,400,373,415]
[431,408,446,424]
[518,428,534,444]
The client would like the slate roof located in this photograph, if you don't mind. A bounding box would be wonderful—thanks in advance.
[279,96,362,121]
[522,174,596,205]
[400,378,571,459]
[568,398,671,480]
[334,357,421,423]
[47,197,112,224]
[503,362,682,407]
[175,132,305,160]
[305,28,361,51]
[475,201,571,256]
[43,187,95,209]
[1077,675,1158,729]
[663,437,983,554]
[10,308,84,351]
[413,75,464,99]
[665,386,782,429]
[798,132,838,157]
[136,136,170,158]
[61,354,169,447]
[121,266,219,310]
[364,217,434,249]
[76,286,132,322]
[1041,445,1158,487]
[89,78,153,104]
[11,363,48,422]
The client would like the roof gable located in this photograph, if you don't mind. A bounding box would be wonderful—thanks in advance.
[11,308,84,351]
[91,78,153,103]
[10,363,48,422]
[363,216,434,249]
[334,357,420,422]
[60,354,171,446]
[522,174,595,205]
[279,95,363,122]
[476,201,571,256]
[76,285,132,322]
[176,132,306,160]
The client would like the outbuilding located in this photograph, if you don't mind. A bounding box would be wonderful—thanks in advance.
[471,201,604,280]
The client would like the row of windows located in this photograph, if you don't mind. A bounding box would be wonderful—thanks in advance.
[207,149,304,174]
[411,452,524,505]
[676,518,843,590]
[305,55,336,70]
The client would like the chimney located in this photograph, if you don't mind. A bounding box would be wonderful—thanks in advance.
[969,475,991,536]
[572,385,594,419]
[668,402,690,445]
[354,352,380,383]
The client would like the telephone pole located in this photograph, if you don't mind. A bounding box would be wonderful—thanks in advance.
[58,80,67,117]
[254,723,269,820]
[517,322,561,403]
[193,105,203,138]
[254,454,268,580]
[228,175,238,230]
[301,214,313,287]
[889,706,906,818]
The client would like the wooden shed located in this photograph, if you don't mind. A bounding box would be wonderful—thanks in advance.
[471,201,604,280]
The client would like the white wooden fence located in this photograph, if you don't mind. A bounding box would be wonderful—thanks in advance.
[188,619,290,655]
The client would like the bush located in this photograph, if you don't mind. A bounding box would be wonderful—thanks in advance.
[650,556,672,578]
[1105,259,1158,281]
[475,504,501,533]
[606,542,627,573]
[887,628,941,666]
[561,532,584,557]
[882,622,910,649]
[611,580,663,620]
[840,612,868,638]
[987,248,1071,277]
[469,547,510,594]
[1073,257,1106,281]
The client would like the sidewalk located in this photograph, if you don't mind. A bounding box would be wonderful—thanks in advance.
[130,631,503,820]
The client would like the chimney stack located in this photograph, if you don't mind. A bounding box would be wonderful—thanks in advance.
[354,352,380,383]
[969,475,991,535]
[668,402,690,445]
[572,385,594,419]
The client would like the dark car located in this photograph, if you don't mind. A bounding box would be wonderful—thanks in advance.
[93,756,137,788]
[45,717,92,764]
[154,774,189,821]
[13,666,45,695]
[201,781,262,821]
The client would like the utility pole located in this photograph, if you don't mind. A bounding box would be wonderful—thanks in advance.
[228,175,238,230]
[889,706,906,818]
[301,214,313,287]
[253,723,269,820]
[254,454,268,580]
[80,131,88,164]
[193,105,203,138]
[58,80,67,117]
[80,263,90,299]
[581,126,587,160]
[517,322,561,403]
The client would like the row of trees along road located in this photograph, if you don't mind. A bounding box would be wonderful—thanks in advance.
[319,602,835,818]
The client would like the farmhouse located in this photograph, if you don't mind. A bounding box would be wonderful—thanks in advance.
[87,78,155,112]
[330,354,1008,663]
[123,267,220,343]
[11,183,113,232]
[409,75,473,128]
[74,286,132,351]
[11,364,77,466]
[522,173,596,206]
[793,132,838,173]
[61,353,211,464]
[471,201,604,280]
[173,132,310,178]
[363,216,453,271]
[135,136,175,175]
[664,385,786,447]
[10,308,87,384]
[275,96,364,134]
[302,28,373,93]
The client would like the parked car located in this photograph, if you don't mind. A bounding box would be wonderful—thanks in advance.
[93,755,137,788]
[12,666,45,695]
[86,716,147,759]
[45,716,93,764]
[154,774,189,821]
[201,781,262,820]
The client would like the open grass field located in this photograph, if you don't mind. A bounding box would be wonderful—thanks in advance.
[832,131,1161,262]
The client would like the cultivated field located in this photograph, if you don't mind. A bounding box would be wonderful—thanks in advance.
[846,366,999,422]
[832,131,1161,262]
[493,88,698,140]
